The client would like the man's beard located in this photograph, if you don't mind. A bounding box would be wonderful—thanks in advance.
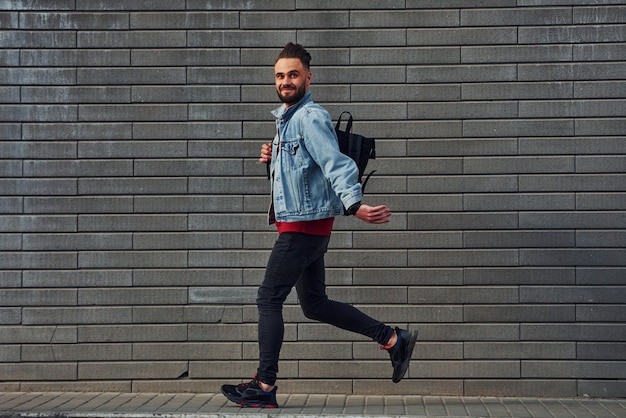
[276,83,306,105]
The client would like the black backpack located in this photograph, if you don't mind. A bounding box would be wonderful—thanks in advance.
[335,111,376,191]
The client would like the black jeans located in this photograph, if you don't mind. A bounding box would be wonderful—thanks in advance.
[256,232,394,386]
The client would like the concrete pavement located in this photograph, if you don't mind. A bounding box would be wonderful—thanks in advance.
[0,391,624,418]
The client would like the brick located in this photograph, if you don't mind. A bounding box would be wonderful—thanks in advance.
[133,232,241,250]
[79,288,187,306]
[78,251,187,268]
[352,10,458,27]
[0,345,20,362]
[574,6,626,24]
[134,196,243,213]
[519,62,626,81]
[188,30,292,48]
[0,271,21,288]
[0,289,76,307]
[188,250,272,268]
[410,101,517,119]
[576,118,626,136]
[21,86,130,103]
[130,11,238,29]
[133,269,242,287]
[23,233,132,250]
[407,27,517,46]
[519,25,626,44]
[464,193,575,211]
[465,342,576,359]
[463,81,572,100]
[577,230,626,247]
[78,214,187,232]
[354,231,462,249]
[520,211,626,228]
[409,360,520,378]
[355,268,463,286]
[20,12,128,29]
[133,342,241,360]
[465,267,575,285]
[0,139,76,157]
[78,361,187,380]
[0,363,77,381]
[409,249,519,267]
[20,49,129,66]
[0,30,75,48]
[79,104,187,121]
[577,156,626,173]
[464,119,574,137]
[351,47,460,66]
[0,86,20,103]
[0,124,21,140]
[408,64,517,83]
[78,178,188,195]
[0,308,20,325]
[23,269,132,287]
[579,192,626,211]
[2,179,77,196]
[185,306,242,324]
[0,104,77,121]
[0,197,23,214]
[299,29,406,47]
[578,380,626,398]
[578,343,626,360]
[0,159,21,177]
[521,137,626,155]
[465,305,576,323]
[22,307,132,325]
[22,343,132,361]
[409,138,518,156]
[0,11,18,28]
[575,81,626,98]
[408,175,518,193]
[464,230,575,248]
[462,7,571,26]
[522,361,626,379]
[521,324,626,342]
[189,287,258,305]
[521,99,626,118]
[24,122,132,140]
[77,30,186,48]
[577,268,626,285]
[241,11,348,29]
[132,85,239,103]
[464,45,572,64]
[78,141,186,158]
[409,286,518,304]
[25,196,133,214]
[0,326,76,344]
[78,325,188,343]
[24,159,133,177]
[408,212,519,230]
[0,252,77,269]
[577,305,626,322]
[575,43,626,61]
[522,249,626,266]
[77,0,186,10]
[521,286,626,304]
[352,84,460,102]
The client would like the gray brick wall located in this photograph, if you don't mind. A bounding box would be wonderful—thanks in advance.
[1,0,625,398]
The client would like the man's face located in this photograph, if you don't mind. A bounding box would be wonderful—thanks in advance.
[274,58,311,107]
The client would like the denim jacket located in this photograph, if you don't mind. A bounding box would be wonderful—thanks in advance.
[269,92,362,223]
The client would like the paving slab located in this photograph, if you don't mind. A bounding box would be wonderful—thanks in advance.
[0,391,624,418]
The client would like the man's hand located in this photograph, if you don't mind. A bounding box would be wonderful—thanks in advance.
[355,204,391,224]
[259,142,272,163]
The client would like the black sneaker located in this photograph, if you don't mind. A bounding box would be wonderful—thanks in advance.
[221,375,278,408]
[387,327,418,383]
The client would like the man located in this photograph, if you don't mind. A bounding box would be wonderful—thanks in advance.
[221,43,417,409]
